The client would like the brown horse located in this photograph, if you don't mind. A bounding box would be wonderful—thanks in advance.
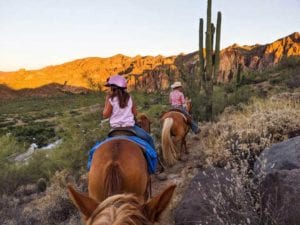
[68,184,176,224]
[68,114,151,207]
[160,99,192,166]
[87,113,152,203]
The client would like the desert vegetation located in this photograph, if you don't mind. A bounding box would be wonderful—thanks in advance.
[0,55,299,224]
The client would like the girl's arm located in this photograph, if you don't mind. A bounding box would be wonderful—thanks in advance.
[102,95,113,118]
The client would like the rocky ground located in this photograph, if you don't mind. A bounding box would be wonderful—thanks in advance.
[151,134,205,225]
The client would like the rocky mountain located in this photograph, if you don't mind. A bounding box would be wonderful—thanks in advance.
[217,32,300,82]
[0,55,176,92]
[0,32,299,97]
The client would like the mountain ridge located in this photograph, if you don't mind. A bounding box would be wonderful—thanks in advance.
[0,32,299,93]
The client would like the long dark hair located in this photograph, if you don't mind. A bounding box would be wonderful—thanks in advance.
[110,86,130,108]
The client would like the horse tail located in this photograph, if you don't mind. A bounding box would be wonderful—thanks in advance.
[161,117,177,166]
[104,162,122,198]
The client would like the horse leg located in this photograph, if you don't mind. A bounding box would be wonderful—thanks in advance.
[173,136,183,160]
[182,138,188,154]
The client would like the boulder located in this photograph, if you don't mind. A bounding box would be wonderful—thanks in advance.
[255,136,300,225]
[254,136,300,175]
[174,167,256,225]
[260,169,300,225]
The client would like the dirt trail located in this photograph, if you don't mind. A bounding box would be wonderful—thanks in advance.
[151,134,205,224]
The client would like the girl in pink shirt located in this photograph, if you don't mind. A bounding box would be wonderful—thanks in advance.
[169,81,200,134]
[102,75,155,149]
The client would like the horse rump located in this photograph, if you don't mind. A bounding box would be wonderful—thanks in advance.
[104,161,123,198]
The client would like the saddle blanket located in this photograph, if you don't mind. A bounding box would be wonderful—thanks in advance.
[87,136,158,174]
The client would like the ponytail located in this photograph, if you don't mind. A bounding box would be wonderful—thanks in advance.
[111,86,130,108]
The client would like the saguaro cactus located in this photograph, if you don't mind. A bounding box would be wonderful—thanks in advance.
[199,0,222,120]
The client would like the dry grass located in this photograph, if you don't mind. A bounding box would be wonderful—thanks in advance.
[200,93,300,166]
[189,92,300,225]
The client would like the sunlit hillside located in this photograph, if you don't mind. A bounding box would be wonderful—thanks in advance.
[0,32,299,94]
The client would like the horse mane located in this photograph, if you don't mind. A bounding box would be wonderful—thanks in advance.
[87,194,152,225]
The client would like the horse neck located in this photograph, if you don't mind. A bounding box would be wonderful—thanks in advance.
[140,121,150,133]
[186,103,191,114]
[138,115,151,133]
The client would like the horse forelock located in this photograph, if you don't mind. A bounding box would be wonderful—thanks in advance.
[87,194,152,225]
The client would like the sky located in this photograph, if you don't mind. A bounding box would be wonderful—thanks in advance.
[0,0,299,71]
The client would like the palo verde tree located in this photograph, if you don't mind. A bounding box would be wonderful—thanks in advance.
[199,0,222,120]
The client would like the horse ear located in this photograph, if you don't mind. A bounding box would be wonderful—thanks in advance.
[143,184,176,222]
[67,184,98,221]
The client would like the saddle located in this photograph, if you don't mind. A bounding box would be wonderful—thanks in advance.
[165,109,193,125]
[108,127,137,137]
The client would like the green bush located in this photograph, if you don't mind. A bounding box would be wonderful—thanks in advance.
[0,135,23,160]
[9,122,56,147]
[277,56,300,69]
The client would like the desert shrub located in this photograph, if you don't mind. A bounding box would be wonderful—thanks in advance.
[0,93,102,115]
[0,108,106,195]
[285,67,300,89]
[131,91,167,108]
[269,75,286,85]
[201,95,300,167]
[277,56,300,69]
[227,85,253,106]
[1,171,81,225]
[49,111,107,173]
[197,95,300,224]
[9,122,56,147]
[0,120,16,128]
[69,110,81,116]
[0,134,23,160]
[188,92,207,121]
[37,178,47,193]
[212,86,228,117]
[223,81,237,93]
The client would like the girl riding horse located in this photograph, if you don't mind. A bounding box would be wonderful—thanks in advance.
[103,74,155,149]
[160,81,199,166]
[169,81,199,134]
[88,75,157,203]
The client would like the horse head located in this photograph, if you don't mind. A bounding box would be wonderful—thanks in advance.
[185,98,192,114]
[67,184,176,225]
[136,113,151,133]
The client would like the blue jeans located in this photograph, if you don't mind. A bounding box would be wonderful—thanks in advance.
[172,106,199,133]
[132,125,156,150]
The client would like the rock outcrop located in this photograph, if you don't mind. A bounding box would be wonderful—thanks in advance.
[217,32,300,82]
[174,167,256,225]
[254,136,300,225]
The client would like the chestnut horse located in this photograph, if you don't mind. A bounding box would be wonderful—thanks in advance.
[88,113,152,203]
[69,114,152,205]
[68,184,176,225]
[160,99,192,166]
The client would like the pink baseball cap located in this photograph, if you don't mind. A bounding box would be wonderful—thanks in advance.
[105,75,127,88]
